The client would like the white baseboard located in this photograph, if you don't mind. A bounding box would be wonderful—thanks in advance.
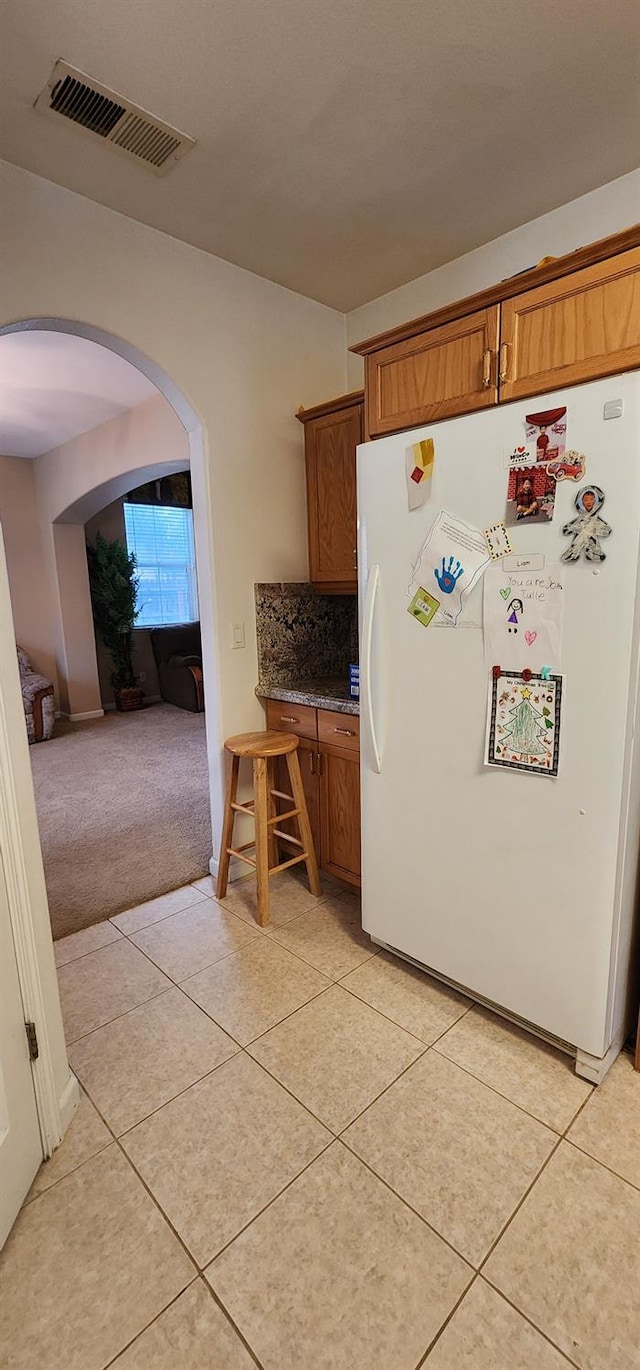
[56,1072,81,1151]
[69,709,104,722]
[209,852,247,883]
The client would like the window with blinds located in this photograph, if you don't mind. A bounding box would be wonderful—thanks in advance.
[123,503,199,628]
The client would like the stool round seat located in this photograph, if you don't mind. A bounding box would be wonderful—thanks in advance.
[224,730,299,759]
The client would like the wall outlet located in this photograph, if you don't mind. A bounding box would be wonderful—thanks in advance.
[231,621,245,650]
[138,671,146,682]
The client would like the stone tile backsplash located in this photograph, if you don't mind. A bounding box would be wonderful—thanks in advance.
[255,584,358,687]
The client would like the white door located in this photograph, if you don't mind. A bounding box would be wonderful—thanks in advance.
[0,849,42,1246]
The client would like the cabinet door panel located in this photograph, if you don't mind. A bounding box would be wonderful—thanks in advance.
[500,247,640,402]
[319,742,361,886]
[306,404,361,586]
[273,741,321,868]
[365,306,500,437]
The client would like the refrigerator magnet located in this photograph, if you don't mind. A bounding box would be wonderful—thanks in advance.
[405,437,435,511]
[525,406,568,464]
[483,521,512,561]
[561,486,611,563]
[407,587,440,627]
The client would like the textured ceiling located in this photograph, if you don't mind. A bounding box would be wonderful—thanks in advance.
[0,332,156,457]
[1,0,639,309]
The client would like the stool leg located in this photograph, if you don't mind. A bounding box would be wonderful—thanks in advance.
[286,749,322,898]
[266,757,278,872]
[254,756,271,928]
[216,752,239,900]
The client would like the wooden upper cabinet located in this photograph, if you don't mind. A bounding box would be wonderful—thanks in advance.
[364,306,500,438]
[499,247,640,402]
[351,227,640,436]
[298,392,363,592]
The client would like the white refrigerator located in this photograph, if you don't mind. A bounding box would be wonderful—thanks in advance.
[357,372,640,1082]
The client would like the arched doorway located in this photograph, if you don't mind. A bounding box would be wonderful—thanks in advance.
[0,316,225,884]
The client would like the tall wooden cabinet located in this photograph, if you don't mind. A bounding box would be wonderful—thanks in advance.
[297,392,363,593]
[353,228,640,438]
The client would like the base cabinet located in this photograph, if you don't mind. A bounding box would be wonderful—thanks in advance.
[266,701,361,888]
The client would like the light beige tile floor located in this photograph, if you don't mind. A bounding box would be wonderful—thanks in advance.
[3,872,639,1370]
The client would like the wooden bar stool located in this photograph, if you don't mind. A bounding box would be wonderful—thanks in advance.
[216,730,321,927]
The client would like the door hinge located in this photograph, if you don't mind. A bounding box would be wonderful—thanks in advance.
[25,1021,39,1061]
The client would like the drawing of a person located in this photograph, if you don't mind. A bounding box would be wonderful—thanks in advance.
[516,478,539,519]
[506,598,523,632]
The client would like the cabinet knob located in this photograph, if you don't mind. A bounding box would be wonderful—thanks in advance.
[353,548,357,570]
[334,726,355,736]
[279,715,299,724]
[499,341,510,383]
[482,348,492,388]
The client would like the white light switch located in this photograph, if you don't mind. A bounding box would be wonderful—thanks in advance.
[603,398,624,420]
[231,621,245,650]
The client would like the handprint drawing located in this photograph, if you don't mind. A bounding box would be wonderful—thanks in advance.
[434,556,464,595]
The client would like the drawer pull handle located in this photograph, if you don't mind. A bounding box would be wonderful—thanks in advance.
[279,715,299,724]
[334,727,355,736]
[499,341,509,383]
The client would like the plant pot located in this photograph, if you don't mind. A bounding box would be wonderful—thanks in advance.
[114,687,145,712]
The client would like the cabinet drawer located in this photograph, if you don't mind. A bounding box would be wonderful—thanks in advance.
[266,699,318,741]
[317,708,359,752]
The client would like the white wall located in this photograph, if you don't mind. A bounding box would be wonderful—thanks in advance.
[0,158,348,738]
[346,168,640,387]
[0,457,58,687]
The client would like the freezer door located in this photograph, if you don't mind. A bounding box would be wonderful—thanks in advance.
[357,375,640,1056]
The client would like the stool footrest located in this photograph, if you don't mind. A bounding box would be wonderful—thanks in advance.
[227,843,257,865]
[270,853,308,876]
[273,829,304,848]
[268,807,299,826]
[231,800,255,816]
[271,788,294,803]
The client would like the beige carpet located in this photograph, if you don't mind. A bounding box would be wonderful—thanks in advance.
[30,703,212,940]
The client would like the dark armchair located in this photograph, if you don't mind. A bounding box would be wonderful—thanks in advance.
[149,624,204,713]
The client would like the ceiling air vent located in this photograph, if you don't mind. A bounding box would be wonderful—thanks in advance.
[34,61,195,175]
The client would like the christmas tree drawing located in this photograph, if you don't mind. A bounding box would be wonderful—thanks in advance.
[501,687,548,758]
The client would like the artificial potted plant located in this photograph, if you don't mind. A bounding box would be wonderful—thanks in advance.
[86,532,145,711]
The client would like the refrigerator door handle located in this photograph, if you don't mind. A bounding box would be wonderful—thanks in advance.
[362,563,382,774]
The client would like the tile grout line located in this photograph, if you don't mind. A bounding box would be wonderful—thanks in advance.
[99,1276,201,1370]
[429,1045,573,1135]
[457,1085,602,1367]
[110,1134,268,1368]
[413,1272,480,1370]
[562,1133,640,1194]
[63,983,171,1048]
[411,1082,602,1368]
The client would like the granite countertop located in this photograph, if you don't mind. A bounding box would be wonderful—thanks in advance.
[256,676,359,716]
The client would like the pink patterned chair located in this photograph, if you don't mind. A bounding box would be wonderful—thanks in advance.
[17,646,55,744]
